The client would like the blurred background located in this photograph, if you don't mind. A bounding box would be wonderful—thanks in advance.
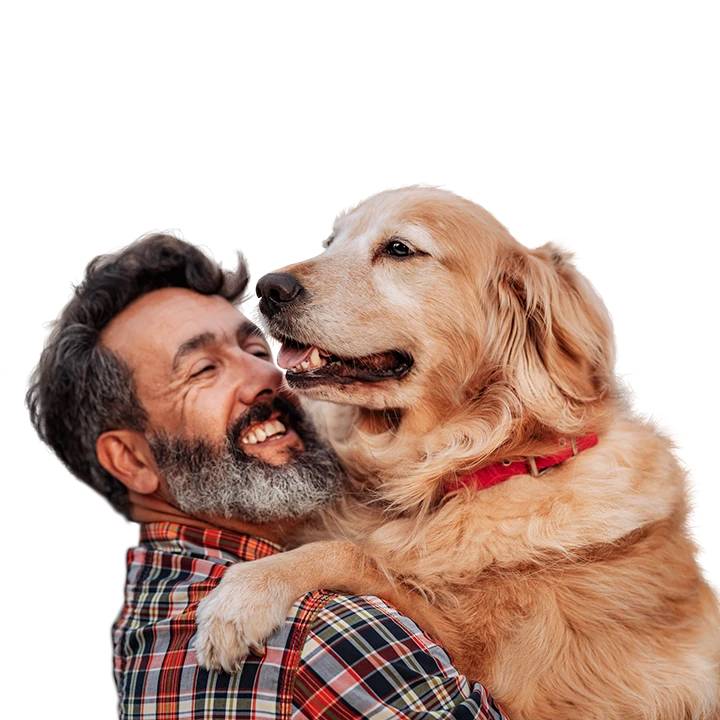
[0,184,720,717]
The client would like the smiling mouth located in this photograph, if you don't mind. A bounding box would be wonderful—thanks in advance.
[276,337,414,385]
[240,416,288,445]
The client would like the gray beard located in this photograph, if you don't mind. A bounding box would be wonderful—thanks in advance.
[147,403,346,524]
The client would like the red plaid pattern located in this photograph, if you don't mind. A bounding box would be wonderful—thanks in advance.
[113,522,508,719]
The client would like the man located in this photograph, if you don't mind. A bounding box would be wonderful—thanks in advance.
[27,234,508,719]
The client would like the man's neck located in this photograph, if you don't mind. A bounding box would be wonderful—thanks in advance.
[127,489,303,546]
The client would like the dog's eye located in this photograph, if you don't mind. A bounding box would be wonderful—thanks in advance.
[385,239,413,257]
[320,228,337,250]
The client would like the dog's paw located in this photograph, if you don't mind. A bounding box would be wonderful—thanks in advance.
[194,560,295,673]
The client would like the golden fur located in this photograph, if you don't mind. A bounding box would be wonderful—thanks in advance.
[196,187,720,719]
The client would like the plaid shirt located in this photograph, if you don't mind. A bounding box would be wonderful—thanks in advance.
[113,522,508,720]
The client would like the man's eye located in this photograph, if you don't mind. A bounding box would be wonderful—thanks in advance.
[191,365,215,378]
[246,343,272,359]
[384,238,413,257]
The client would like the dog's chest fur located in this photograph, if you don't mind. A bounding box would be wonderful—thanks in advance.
[324,417,720,720]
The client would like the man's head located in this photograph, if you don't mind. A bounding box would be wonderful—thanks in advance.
[27,234,344,525]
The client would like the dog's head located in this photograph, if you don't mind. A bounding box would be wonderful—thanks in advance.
[258,187,616,442]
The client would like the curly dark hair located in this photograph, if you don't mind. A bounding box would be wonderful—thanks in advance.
[26,233,250,518]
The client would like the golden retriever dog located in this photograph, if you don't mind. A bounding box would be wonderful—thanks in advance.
[195,187,720,720]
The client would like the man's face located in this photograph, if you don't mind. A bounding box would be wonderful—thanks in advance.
[101,287,343,522]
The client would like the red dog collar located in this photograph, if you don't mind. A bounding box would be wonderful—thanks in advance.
[446,432,599,493]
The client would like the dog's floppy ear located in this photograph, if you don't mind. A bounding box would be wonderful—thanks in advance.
[488,243,615,433]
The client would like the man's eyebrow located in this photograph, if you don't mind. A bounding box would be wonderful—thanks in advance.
[172,332,217,373]
[238,320,267,343]
[172,321,269,374]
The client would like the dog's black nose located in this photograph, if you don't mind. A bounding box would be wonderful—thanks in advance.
[256,273,305,317]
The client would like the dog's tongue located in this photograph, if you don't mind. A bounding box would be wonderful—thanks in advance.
[277,343,314,370]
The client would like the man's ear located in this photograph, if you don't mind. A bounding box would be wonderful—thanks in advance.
[96,430,161,495]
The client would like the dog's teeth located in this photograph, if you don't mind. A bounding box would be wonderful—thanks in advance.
[245,431,258,444]
[288,349,330,373]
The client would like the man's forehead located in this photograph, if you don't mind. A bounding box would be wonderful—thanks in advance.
[101,287,249,363]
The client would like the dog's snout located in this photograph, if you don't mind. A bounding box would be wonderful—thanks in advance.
[256,273,305,317]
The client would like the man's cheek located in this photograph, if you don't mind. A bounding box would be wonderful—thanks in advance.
[192,402,227,442]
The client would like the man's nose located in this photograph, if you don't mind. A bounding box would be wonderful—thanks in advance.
[256,273,305,318]
[233,351,284,407]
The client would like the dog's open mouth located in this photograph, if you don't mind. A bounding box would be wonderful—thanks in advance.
[277,337,413,385]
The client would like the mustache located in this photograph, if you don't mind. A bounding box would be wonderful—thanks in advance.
[228,394,304,445]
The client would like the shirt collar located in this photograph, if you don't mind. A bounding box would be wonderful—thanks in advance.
[139,521,283,563]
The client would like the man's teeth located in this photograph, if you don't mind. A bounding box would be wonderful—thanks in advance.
[292,347,326,373]
[241,419,287,445]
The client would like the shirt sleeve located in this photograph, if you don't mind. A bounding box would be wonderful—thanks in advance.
[291,594,509,720]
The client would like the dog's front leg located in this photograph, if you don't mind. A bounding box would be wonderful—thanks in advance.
[195,540,393,672]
